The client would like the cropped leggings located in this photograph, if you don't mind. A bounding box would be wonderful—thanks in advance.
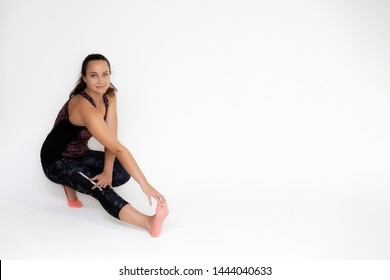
[43,150,131,219]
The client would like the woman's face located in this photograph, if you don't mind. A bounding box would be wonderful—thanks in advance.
[83,60,111,95]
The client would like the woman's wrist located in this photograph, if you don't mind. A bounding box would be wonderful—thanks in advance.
[139,180,150,188]
[103,167,113,175]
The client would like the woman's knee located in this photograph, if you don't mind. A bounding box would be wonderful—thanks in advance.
[112,160,131,186]
[113,171,131,186]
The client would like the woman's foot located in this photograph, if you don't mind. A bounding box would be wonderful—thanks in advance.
[150,204,169,237]
[63,185,83,208]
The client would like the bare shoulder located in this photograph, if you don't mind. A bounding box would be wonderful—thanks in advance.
[68,95,97,125]
[69,95,94,111]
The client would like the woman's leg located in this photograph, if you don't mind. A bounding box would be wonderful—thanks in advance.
[119,204,153,231]
[119,204,169,237]
[43,154,167,236]
[59,150,130,207]
[63,185,78,202]
[45,156,131,218]
[76,150,131,187]
[63,185,83,208]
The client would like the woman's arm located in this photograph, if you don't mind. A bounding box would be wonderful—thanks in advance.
[90,95,118,188]
[76,99,166,206]
[104,95,118,173]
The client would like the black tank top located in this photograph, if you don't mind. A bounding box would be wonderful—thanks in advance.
[40,91,109,168]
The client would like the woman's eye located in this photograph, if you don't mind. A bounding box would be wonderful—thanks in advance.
[91,74,96,78]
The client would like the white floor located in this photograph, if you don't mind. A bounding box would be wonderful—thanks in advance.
[1,163,389,260]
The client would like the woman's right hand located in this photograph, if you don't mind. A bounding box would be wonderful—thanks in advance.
[140,182,167,207]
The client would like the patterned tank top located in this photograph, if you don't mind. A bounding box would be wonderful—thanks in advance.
[40,91,109,167]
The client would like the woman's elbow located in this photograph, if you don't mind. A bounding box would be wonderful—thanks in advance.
[109,143,128,156]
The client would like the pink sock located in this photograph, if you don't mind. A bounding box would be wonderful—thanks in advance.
[63,186,83,208]
[150,204,169,237]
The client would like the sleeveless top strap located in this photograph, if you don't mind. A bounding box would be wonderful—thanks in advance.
[79,91,96,107]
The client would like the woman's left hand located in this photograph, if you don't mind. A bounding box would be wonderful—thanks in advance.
[140,182,167,206]
[90,171,113,190]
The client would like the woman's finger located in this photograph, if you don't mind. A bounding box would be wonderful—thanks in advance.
[89,175,98,181]
[154,194,166,206]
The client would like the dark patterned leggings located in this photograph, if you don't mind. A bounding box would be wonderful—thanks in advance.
[43,150,130,219]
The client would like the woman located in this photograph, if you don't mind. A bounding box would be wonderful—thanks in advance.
[40,54,168,237]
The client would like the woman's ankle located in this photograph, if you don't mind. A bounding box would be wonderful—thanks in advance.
[63,185,78,202]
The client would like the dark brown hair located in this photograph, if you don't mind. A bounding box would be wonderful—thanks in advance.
[69,54,117,98]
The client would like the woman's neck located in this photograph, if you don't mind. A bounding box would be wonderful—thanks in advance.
[84,88,104,105]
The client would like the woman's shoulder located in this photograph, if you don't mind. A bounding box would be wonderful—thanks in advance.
[69,94,95,112]
[105,93,117,105]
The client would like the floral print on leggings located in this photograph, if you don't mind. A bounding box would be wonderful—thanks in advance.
[43,150,131,218]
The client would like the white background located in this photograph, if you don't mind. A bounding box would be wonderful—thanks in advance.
[1,0,390,260]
